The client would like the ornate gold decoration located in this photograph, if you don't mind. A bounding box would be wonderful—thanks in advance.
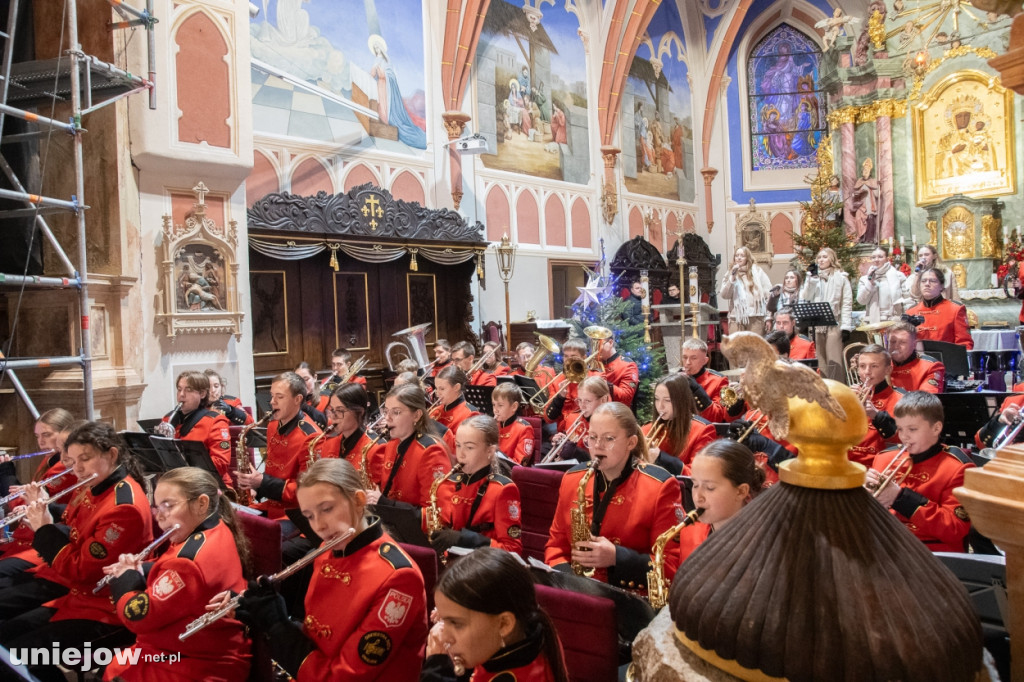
[735,198,773,265]
[941,206,976,259]
[981,215,1001,258]
[601,145,620,169]
[451,188,464,211]
[952,262,968,289]
[826,99,907,129]
[868,9,886,50]
[927,220,938,246]
[912,70,1015,204]
[441,111,471,141]
[908,46,999,100]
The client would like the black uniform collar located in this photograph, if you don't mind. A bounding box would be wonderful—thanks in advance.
[91,465,128,497]
[276,412,303,435]
[922,295,944,308]
[481,620,545,673]
[499,415,519,428]
[190,513,220,535]
[444,395,466,411]
[435,359,452,370]
[398,433,416,455]
[893,352,919,367]
[332,516,383,557]
[606,352,620,365]
[691,366,707,380]
[340,428,365,456]
[873,381,890,394]
[911,441,945,464]
[454,466,490,488]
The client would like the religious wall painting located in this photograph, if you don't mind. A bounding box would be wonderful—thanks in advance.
[252,271,289,355]
[249,0,427,152]
[913,70,1015,205]
[175,244,227,312]
[622,1,695,202]
[474,0,590,183]
[747,24,826,172]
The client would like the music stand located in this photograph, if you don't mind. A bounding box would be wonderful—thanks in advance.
[369,502,430,547]
[136,418,162,433]
[120,431,169,473]
[495,375,517,385]
[794,358,819,371]
[939,391,1014,448]
[150,436,224,485]
[793,302,837,328]
[464,386,494,416]
[512,375,542,402]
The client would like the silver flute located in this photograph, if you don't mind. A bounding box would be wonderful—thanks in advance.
[0,473,97,527]
[93,523,180,594]
[179,526,356,640]
[0,468,73,507]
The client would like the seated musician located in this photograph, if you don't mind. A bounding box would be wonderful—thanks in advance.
[886,321,945,394]
[104,468,250,681]
[231,458,428,681]
[773,307,816,361]
[643,373,716,475]
[0,408,75,515]
[764,330,790,360]
[161,370,233,488]
[394,372,456,452]
[482,341,511,376]
[236,372,323,521]
[848,345,904,467]
[320,348,367,396]
[491,383,536,465]
[295,362,329,429]
[424,416,523,556]
[680,338,730,422]
[905,268,973,349]
[598,335,639,407]
[433,366,481,436]
[511,341,556,387]
[204,369,253,425]
[865,391,974,553]
[322,383,384,484]
[664,440,765,579]
[423,548,569,681]
[544,339,595,433]
[366,383,450,507]
[975,379,1024,449]
[0,422,154,681]
[548,376,610,462]
[545,402,678,594]
[430,339,454,378]
[450,341,497,387]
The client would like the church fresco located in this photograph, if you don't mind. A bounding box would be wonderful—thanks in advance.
[474,0,591,184]
[249,0,427,152]
[747,24,825,172]
[622,1,695,202]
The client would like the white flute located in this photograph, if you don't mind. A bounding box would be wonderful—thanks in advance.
[93,524,180,594]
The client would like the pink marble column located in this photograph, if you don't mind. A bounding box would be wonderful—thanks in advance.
[876,115,894,241]
[841,122,856,224]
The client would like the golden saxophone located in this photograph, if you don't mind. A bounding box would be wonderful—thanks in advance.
[647,508,704,610]
[236,410,275,507]
[570,460,598,577]
[306,424,333,470]
[425,464,461,539]
[358,429,388,491]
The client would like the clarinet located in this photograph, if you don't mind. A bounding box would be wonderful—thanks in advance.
[93,524,180,594]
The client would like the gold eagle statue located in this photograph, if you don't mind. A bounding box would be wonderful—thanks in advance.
[721,332,846,439]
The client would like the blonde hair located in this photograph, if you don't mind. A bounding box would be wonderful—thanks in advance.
[591,402,646,462]
[298,458,367,518]
[816,247,839,269]
[578,376,611,400]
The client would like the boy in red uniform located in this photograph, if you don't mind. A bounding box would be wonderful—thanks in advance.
[320,348,367,396]
[848,345,904,467]
[430,339,453,377]
[598,335,639,407]
[866,391,974,553]
[887,321,945,393]
[236,372,323,521]
[544,339,594,432]
[450,341,497,387]
[773,307,816,360]
[491,383,536,464]
[975,381,1024,448]
[680,337,729,421]
[161,370,233,487]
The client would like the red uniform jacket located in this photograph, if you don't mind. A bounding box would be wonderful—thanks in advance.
[849,383,904,467]
[297,521,427,681]
[216,394,254,426]
[378,433,451,506]
[430,359,453,378]
[433,624,558,681]
[665,521,712,581]
[105,518,249,682]
[434,396,480,437]
[33,467,153,625]
[543,372,594,431]
[740,409,798,487]
[499,416,536,465]
[322,429,385,485]
[488,362,512,377]
[602,353,640,407]
[0,454,76,561]
[890,353,945,394]
[255,413,322,520]
[974,383,1024,448]
[425,467,523,554]
[789,334,816,360]
[906,297,974,349]
[469,369,497,387]
[524,365,557,389]
[545,462,678,593]
[870,443,974,552]
[164,408,233,487]
[690,368,731,422]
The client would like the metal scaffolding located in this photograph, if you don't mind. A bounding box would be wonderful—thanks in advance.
[0,0,156,420]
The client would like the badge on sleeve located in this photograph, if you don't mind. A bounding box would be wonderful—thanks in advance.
[104,524,124,544]
[524,438,534,456]
[124,594,149,621]
[508,525,522,539]
[954,505,970,521]
[378,589,412,628]
[152,570,186,600]
[358,631,392,665]
[89,542,108,559]
[507,501,521,522]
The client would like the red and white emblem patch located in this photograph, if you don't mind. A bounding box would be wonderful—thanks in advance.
[507,501,521,521]
[523,438,534,456]
[220,428,230,440]
[152,570,185,601]
[378,589,413,628]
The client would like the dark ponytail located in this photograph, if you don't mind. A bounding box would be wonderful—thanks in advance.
[65,421,150,494]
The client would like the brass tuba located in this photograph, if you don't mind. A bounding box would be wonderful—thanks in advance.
[236,410,275,507]
[525,333,560,379]
[385,323,433,372]
[583,325,613,372]
[647,508,704,609]
[570,460,598,577]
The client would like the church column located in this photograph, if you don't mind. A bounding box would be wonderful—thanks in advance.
[700,167,718,233]
[601,146,621,224]
[875,111,895,242]
[837,114,856,223]
[442,111,471,210]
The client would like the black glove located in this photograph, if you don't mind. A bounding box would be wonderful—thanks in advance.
[741,431,772,454]
[687,376,712,412]
[235,579,288,633]
[429,528,462,554]
[727,421,753,441]
[546,393,567,421]
[901,314,925,327]
[808,263,819,277]
[841,329,851,344]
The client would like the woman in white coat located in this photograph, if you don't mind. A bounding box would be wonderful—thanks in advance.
[857,246,909,324]
[800,247,853,383]
[719,246,772,335]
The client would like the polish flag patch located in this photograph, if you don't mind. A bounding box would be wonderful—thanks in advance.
[152,570,185,601]
[378,589,413,628]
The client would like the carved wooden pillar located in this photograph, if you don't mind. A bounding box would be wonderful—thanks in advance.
[442,111,471,211]
[601,145,620,224]
[700,167,718,233]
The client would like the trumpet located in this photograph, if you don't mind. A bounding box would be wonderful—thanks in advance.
[646,417,668,452]
[735,411,769,444]
[153,402,183,438]
[543,413,588,464]
[467,347,497,376]
[93,524,180,594]
[992,414,1024,449]
[0,473,97,528]
[866,445,911,499]
[338,356,368,385]
[179,527,357,640]
[647,508,704,609]
[236,410,276,507]
[0,468,73,507]
[854,380,874,409]
[528,354,591,413]
[719,382,743,410]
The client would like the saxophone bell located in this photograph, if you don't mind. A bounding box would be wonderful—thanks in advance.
[647,508,704,609]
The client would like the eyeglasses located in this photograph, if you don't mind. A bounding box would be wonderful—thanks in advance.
[584,434,621,449]
[153,498,194,516]
[384,408,409,418]
[328,408,351,418]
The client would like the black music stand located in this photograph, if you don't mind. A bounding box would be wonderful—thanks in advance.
[939,391,1014,448]
[793,302,837,328]
[794,357,819,371]
[136,418,162,433]
[149,436,224,485]
[120,431,171,473]
[464,386,494,416]
[369,502,430,547]
[512,375,542,403]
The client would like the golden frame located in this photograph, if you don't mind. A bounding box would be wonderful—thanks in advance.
[333,271,371,352]
[941,206,975,260]
[406,273,438,344]
[251,270,289,356]
[913,70,1016,205]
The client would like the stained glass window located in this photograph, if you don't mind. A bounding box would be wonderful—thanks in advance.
[747,24,826,172]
